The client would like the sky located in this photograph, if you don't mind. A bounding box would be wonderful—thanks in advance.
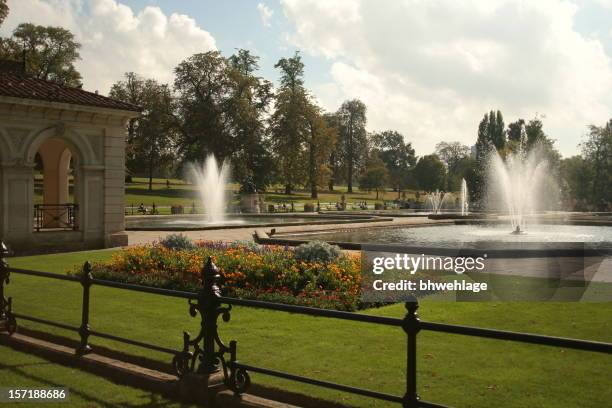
[2,0,612,157]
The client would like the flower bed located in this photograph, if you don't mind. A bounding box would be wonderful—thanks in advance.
[76,241,361,311]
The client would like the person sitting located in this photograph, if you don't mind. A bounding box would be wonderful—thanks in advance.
[138,203,147,215]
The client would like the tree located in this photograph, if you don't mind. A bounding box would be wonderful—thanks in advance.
[0,0,8,27]
[434,141,470,171]
[306,105,337,198]
[110,73,175,191]
[269,51,310,194]
[226,49,274,191]
[582,120,612,210]
[525,117,547,150]
[372,130,416,198]
[413,154,447,192]
[337,99,368,193]
[0,23,82,86]
[173,51,233,163]
[476,110,506,153]
[507,119,525,143]
[324,112,341,191]
[560,156,594,211]
[359,152,388,199]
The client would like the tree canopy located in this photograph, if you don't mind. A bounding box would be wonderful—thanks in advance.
[414,154,447,192]
[372,130,416,197]
[0,0,8,27]
[0,23,82,86]
[337,99,368,193]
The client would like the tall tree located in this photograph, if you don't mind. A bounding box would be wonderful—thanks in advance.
[226,49,274,190]
[337,99,368,193]
[324,112,341,191]
[560,156,594,211]
[0,0,8,27]
[110,73,175,191]
[359,151,388,200]
[0,23,82,86]
[413,154,447,192]
[306,105,336,198]
[173,51,233,163]
[435,141,471,191]
[525,117,547,149]
[434,141,470,171]
[582,120,612,210]
[372,130,416,198]
[507,119,526,143]
[269,51,310,194]
[477,110,506,153]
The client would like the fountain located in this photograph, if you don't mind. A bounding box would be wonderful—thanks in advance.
[426,190,448,215]
[190,155,230,223]
[488,147,548,232]
[460,178,469,216]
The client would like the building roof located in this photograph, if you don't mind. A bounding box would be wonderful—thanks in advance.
[0,72,141,112]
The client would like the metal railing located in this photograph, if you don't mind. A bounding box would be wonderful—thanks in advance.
[33,204,78,231]
[1,241,611,407]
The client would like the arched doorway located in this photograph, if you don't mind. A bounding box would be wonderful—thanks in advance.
[34,138,79,231]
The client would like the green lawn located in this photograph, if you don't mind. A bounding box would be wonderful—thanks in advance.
[0,345,195,408]
[3,250,612,407]
[33,175,424,214]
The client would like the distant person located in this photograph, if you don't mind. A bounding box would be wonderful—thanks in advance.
[138,203,146,214]
[166,179,171,189]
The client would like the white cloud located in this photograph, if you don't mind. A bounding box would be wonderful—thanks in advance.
[257,3,274,28]
[2,0,217,94]
[282,0,612,156]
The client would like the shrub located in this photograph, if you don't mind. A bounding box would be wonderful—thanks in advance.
[303,203,315,212]
[374,203,384,210]
[160,233,195,250]
[294,240,342,263]
[74,241,361,311]
[227,240,261,252]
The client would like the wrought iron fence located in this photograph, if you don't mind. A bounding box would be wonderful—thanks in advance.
[1,241,611,408]
[33,204,79,231]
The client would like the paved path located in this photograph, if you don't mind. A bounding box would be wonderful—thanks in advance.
[127,216,450,246]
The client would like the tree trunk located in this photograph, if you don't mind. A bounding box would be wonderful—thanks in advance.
[328,153,335,191]
[309,125,318,199]
[347,117,353,193]
[148,157,154,192]
[285,184,292,195]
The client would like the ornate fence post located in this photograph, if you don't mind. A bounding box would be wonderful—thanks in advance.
[402,295,421,408]
[198,256,222,374]
[0,241,16,334]
[76,261,93,355]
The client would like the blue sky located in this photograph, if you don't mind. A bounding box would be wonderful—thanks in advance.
[118,0,332,88]
[3,0,612,157]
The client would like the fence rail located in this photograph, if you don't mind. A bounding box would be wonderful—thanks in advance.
[33,204,79,232]
[1,241,611,408]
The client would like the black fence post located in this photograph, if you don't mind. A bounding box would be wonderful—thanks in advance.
[0,242,8,321]
[198,256,221,374]
[76,261,93,355]
[402,296,421,408]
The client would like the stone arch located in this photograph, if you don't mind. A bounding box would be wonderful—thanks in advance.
[0,128,14,162]
[23,124,96,166]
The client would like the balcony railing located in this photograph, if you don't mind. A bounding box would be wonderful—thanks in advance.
[33,204,79,232]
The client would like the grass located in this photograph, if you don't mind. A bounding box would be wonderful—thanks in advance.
[4,250,612,407]
[32,175,424,214]
[0,345,196,408]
